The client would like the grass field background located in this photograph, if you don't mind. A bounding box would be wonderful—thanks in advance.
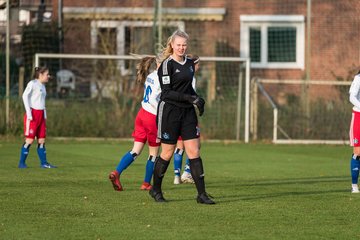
[0,139,358,239]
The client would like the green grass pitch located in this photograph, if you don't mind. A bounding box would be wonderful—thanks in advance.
[0,139,359,239]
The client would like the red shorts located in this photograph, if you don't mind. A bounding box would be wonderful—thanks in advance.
[132,107,160,147]
[24,109,46,139]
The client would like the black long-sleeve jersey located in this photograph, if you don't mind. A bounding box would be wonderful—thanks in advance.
[157,56,197,108]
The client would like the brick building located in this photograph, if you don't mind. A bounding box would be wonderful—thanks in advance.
[50,0,360,81]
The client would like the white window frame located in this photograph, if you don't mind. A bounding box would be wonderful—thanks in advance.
[91,20,185,74]
[0,9,31,26]
[240,15,305,69]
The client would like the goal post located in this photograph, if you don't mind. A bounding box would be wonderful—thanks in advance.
[252,78,352,144]
[34,53,251,142]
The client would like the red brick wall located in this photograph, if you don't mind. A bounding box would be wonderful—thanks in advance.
[54,0,360,81]
[311,0,360,80]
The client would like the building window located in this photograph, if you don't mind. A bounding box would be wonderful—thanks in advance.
[91,21,184,73]
[0,9,31,26]
[249,27,261,63]
[97,27,117,55]
[240,15,305,69]
[268,26,296,62]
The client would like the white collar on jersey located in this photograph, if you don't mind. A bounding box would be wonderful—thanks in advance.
[169,55,188,65]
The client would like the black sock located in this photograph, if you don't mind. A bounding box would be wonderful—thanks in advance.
[189,157,206,195]
[152,156,170,193]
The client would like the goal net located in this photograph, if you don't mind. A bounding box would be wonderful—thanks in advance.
[251,78,352,144]
[35,53,250,141]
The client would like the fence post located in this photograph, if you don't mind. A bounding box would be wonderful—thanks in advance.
[250,78,258,140]
[273,108,278,143]
[236,67,243,141]
[18,67,24,98]
[244,59,250,143]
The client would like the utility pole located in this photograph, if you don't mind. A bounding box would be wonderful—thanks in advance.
[38,0,46,23]
[306,0,311,81]
[301,0,311,131]
[5,0,10,129]
[157,0,162,52]
[58,0,63,69]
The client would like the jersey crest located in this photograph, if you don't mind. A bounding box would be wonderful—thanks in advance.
[162,76,170,84]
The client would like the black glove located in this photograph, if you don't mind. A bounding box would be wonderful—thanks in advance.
[185,95,205,116]
[184,95,205,116]
[193,97,205,116]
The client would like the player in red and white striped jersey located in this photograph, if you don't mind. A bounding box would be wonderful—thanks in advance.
[349,70,360,192]
[18,66,56,168]
[109,55,162,191]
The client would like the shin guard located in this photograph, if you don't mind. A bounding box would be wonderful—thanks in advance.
[152,157,170,193]
[351,154,360,184]
[189,157,206,195]
[19,143,31,167]
[37,143,47,165]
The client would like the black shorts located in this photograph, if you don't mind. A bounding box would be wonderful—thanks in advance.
[157,101,199,144]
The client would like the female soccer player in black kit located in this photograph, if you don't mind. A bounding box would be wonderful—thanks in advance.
[149,30,215,204]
